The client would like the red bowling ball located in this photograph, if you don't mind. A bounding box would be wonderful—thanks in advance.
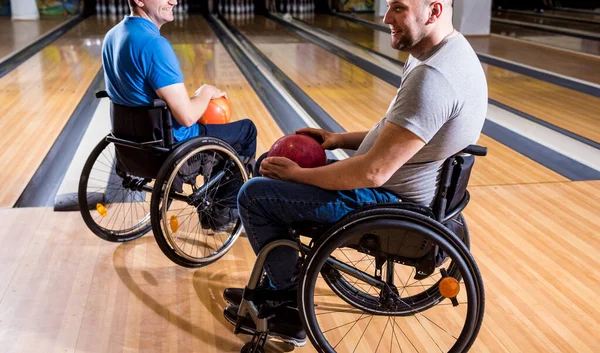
[267,134,327,168]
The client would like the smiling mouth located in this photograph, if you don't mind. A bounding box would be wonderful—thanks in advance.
[162,7,173,13]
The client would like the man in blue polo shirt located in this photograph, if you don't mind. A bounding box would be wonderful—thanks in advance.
[102,0,257,157]
[102,0,257,231]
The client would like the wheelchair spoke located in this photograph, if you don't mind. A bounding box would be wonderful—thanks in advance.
[374,317,392,353]
[330,313,371,349]
[390,317,403,353]
[413,315,445,352]
[352,315,374,353]
[391,319,419,353]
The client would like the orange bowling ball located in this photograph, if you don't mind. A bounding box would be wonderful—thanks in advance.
[199,97,232,125]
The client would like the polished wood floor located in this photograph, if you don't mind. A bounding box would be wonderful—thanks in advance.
[0,12,599,353]
[0,15,73,62]
[0,181,598,352]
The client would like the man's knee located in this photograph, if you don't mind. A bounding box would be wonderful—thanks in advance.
[237,177,271,211]
[237,119,257,141]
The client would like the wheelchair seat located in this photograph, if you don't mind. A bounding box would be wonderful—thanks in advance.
[105,92,175,180]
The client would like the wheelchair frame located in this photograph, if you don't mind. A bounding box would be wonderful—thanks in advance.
[79,91,252,267]
[234,145,487,353]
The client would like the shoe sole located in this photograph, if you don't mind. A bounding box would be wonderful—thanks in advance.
[224,311,307,347]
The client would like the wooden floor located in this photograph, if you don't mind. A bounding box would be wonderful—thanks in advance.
[1,12,599,353]
[0,181,598,352]
[0,15,73,62]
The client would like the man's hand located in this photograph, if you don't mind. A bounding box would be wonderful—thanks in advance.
[195,84,227,99]
[260,157,301,181]
[296,127,341,150]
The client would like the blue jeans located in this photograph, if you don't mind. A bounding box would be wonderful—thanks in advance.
[237,176,401,290]
[179,118,258,158]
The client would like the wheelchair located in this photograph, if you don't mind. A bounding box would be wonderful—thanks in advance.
[78,91,253,268]
[234,145,487,353]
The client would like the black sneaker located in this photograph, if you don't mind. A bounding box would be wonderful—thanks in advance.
[223,288,244,306]
[223,287,298,307]
[200,207,238,232]
[224,305,307,347]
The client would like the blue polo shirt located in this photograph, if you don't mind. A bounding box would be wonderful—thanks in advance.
[102,16,198,141]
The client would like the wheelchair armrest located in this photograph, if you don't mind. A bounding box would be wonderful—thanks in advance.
[152,98,167,108]
[95,90,109,99]
[441,191,470,224]
[462,145,487,156]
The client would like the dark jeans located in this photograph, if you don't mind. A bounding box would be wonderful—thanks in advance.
[237,176,401,290]
[197,119,257,159]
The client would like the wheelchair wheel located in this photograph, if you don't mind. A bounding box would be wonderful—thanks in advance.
[151,137,248,268]
[253,152,268,177]
[320,211,472,316]
[298,208,484,353]
[78,137,153,242]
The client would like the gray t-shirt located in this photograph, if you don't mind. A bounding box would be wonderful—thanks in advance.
[355,33,487,206]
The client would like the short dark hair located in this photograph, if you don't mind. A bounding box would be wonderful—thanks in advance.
[128,0,136,8]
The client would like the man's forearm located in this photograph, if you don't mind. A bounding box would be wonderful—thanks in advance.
[293,155,378,190]
[337,131,369,150]
[189,91,212,123]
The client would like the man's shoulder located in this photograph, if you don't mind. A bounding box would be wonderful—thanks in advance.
[425,35,479,70]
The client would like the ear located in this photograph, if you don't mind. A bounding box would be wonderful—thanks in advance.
[426,1,443,24]
[134,0,144,7]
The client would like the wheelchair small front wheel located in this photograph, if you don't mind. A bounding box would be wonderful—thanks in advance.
[151,137,248,268]
[78,136,153,242]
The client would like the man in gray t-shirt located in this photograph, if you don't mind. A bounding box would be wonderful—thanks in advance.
[224,0,487,344]
[355,33,487,205]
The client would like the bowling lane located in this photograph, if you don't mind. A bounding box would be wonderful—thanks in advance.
[354,12,600,56]
[230,15,568,187]
[499,9,600,24]
[0,14,281,208]
[0,15,73,62]
[492,10,600,34]
[306,14,600,145]
[160,16,282,155]
[308,14,600,84]
[0,16,119,208]
[491,21,600,57]
[543,9,600,22]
